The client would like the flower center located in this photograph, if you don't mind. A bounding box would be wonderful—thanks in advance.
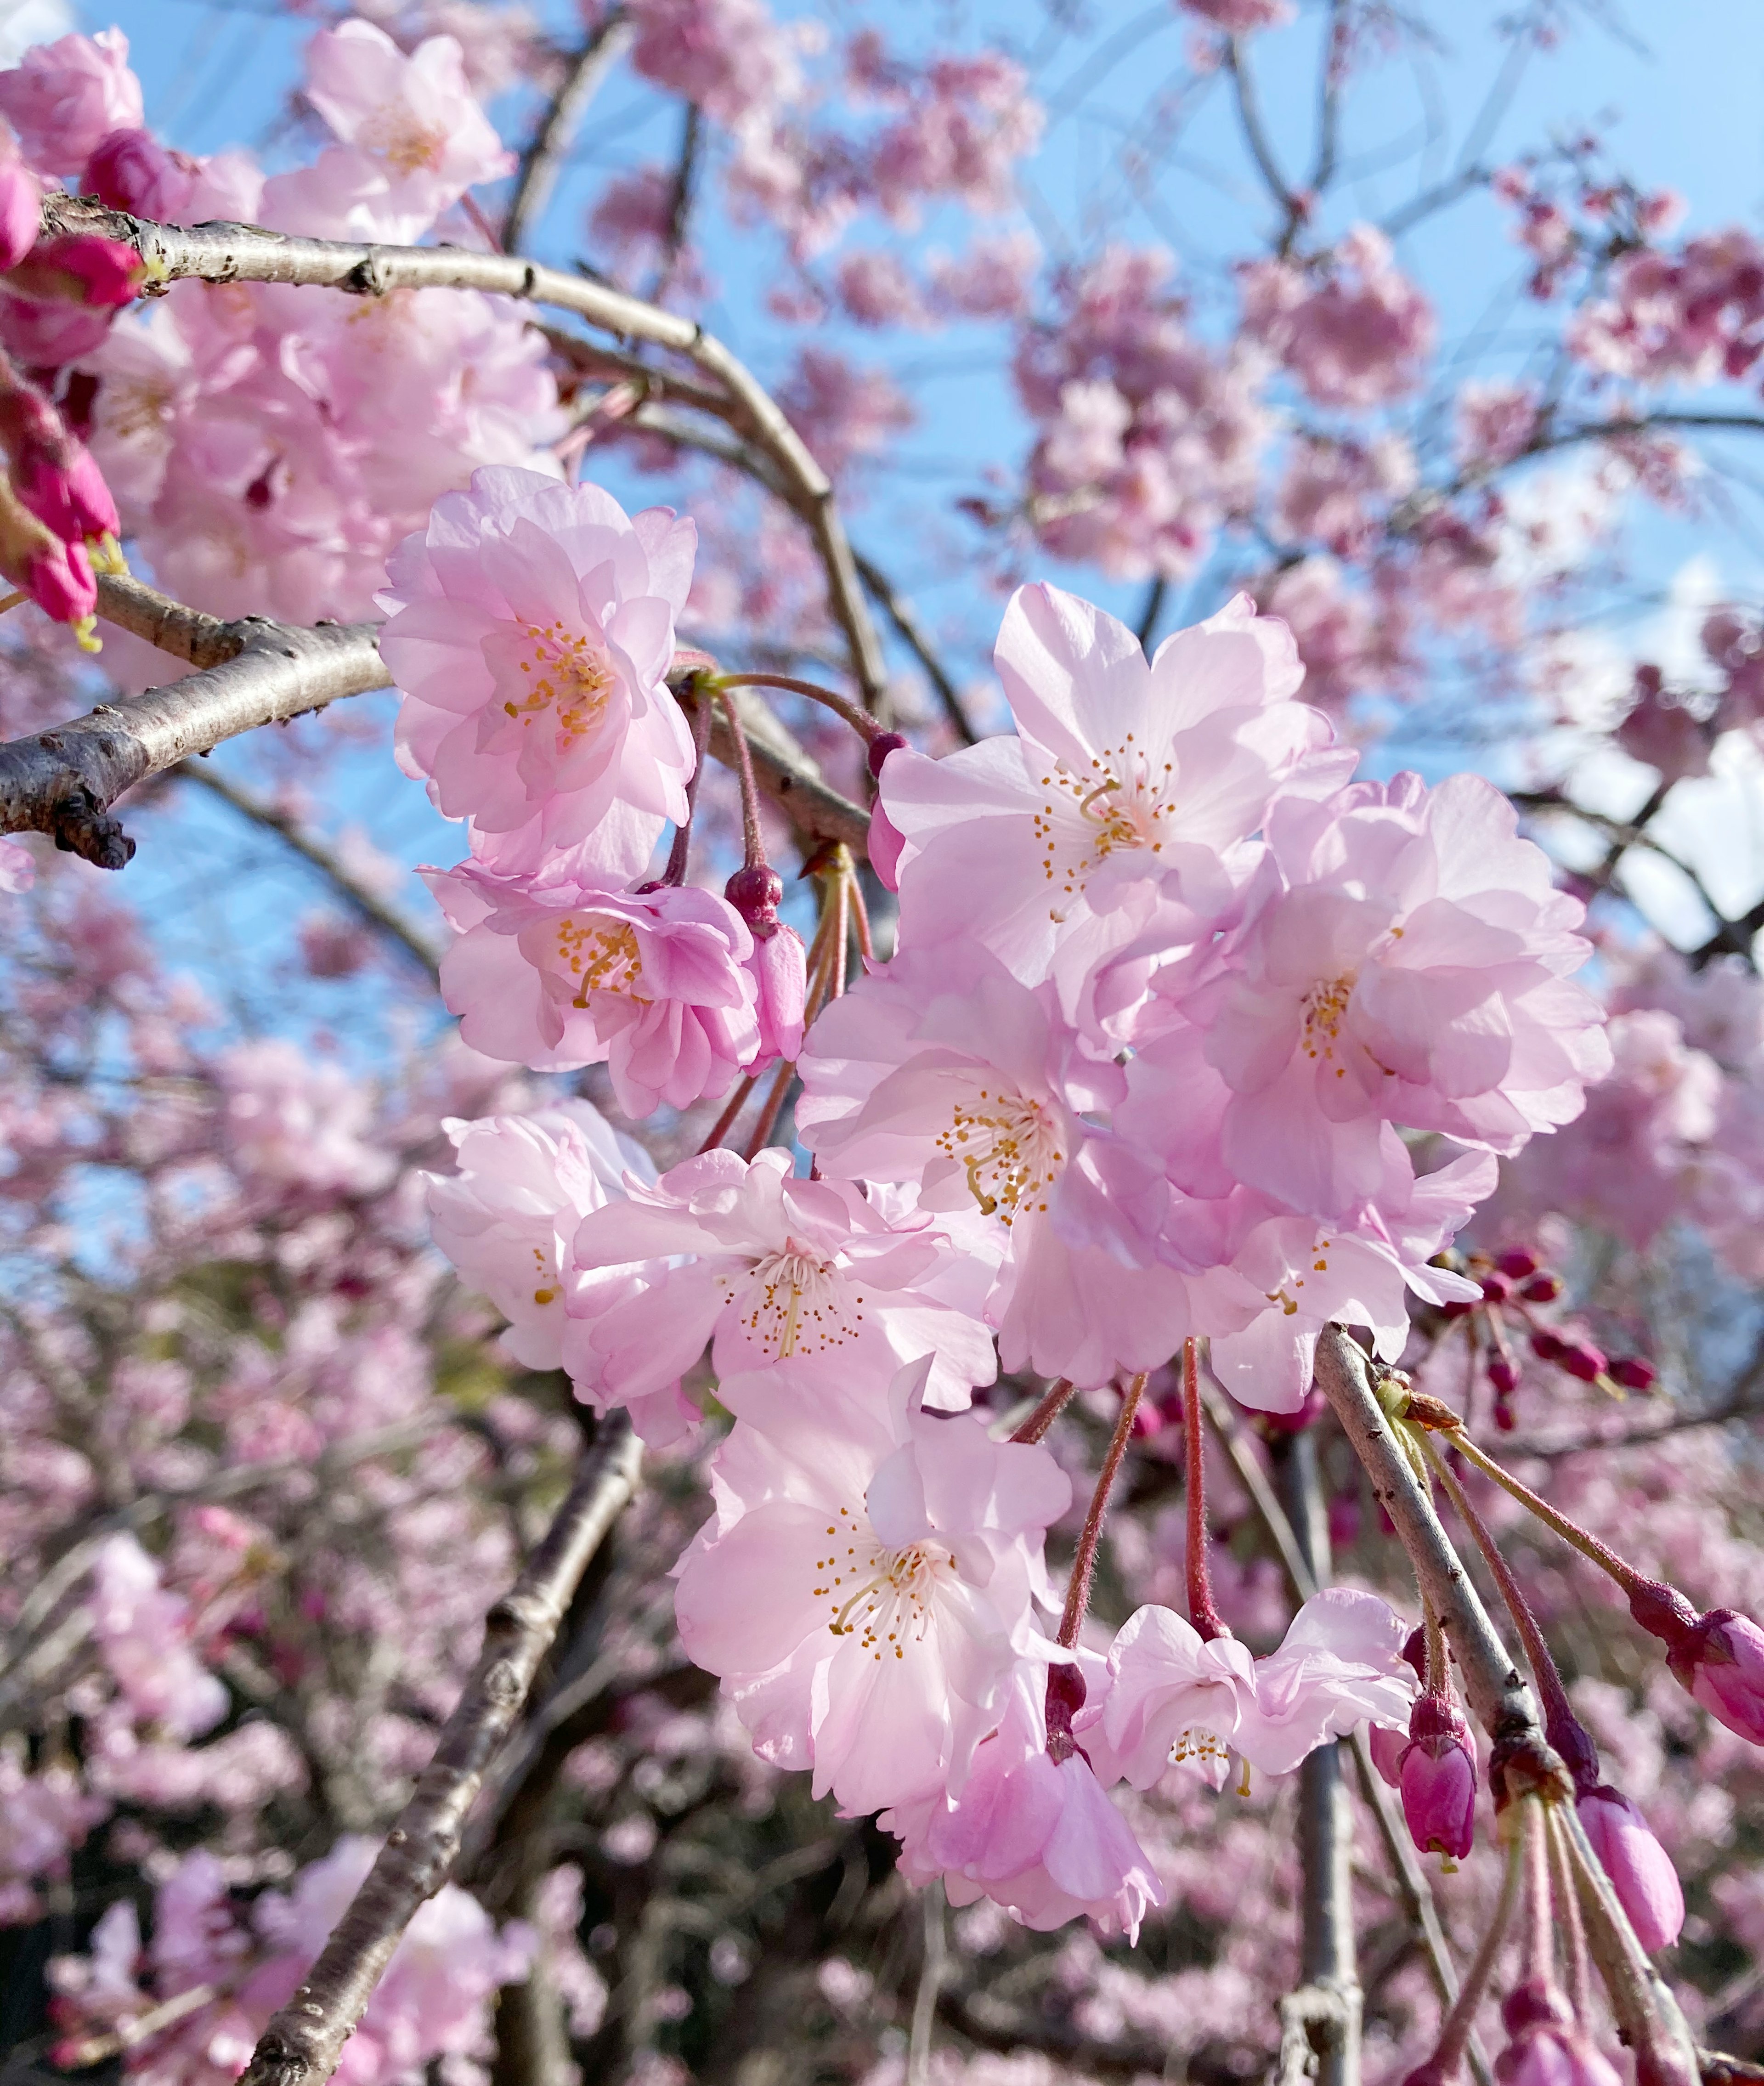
[936,1088,1065,1227]
[361,106,450,177]
[552,917,647,1006]
[1033,735,1175,914]
[724,1245,863,1360]
[107,378,174,443]
[1301,973,1357,1068]
[812,1507,958,1663]
[502,620,617,750]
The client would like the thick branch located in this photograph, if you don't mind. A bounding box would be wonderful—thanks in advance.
[1312,1331,1550,1775]
[49,195,889,717]
[237,1414,642,2086]
[0,583,386,867]
[503,11,633,254]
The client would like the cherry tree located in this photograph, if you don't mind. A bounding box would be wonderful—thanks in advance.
[5,6,1764,2086]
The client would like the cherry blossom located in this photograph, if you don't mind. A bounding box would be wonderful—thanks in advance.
[422,857,760,1114]
[673,1359,1069,1815]
[88,1534,229,1741]
[380,466,697,871]
[0,28,141,176]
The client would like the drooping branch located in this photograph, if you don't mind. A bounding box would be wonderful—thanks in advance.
[0,577,388,867]
[237,1413,643,2086]
[46,194,890,718]
[503,10,634,254]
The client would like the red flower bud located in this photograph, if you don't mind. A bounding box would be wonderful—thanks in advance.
[1487,1356,1520,1396]
[1557,1339,1607,1383]
[724,862,784,933]
[1495,1249,1540,1280]
[1608,1356,1657,1392]
[1530,1329,1566,1363]
[1493,1396,1516,1433]
[1480,1271,1514,1303]
[1520,1272,1564,1303]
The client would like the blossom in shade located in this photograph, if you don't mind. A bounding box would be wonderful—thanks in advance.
[89,1535,228,1741]
[1086,1589,1417,1790]
[0,30,142,176]
[796,938,1261,1386]
[567,1146,996,1412]
[423,1103,655,1373]
[263,21,512,244]
[1205,1137,1493,1413]
[1198,770,1611,1220]
[881,583,1330,995]
[380,466,698,875]
[422,858,760,1116]
[1576,1786,1684,1952]
[673,1359,1069,1817]
[885,1668,1165,1942]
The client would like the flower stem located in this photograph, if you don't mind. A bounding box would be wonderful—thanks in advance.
[1448,1430,1645,1597]
[1521,1793,1554,1988]
[1413,1824,1524,2084]
[1012,1378,1076,1445]
[1545,1803,1593,2026]
[1058,1374,1146,1650]
[715,689,769,869]
[714,669,884,745]
[697,1072,757,1154]
[741,1052,797,1160]
[1183,1340,1229,1642]
[662,689,718,886]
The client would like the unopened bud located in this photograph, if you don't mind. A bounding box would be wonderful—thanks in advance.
[1576,1786,1684,1951]
[1558,1339,1608,1383]
[1440,1298,1478,1320]
[865,729,908,780]
[1665,1607,1764,1745]
[1495,1249,1540,1280]
[1521,1272,1564,1303]
[1400,1695,1476,1860]
[724,862,784,933]
[1530,1329,1566,1363]
[1496,1980,1621,2086]
[1493,1396,1516,1433]
[1608,1356,1657,1392]
[1481,1271,1514,1303]
[1487,1356,1520,1396]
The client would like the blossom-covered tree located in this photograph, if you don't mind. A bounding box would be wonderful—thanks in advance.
[7,7,1764,2086]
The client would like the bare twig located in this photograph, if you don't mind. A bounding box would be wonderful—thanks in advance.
[48,195,889,718]
[503,11,634,255]
[236,1414,642,2086]
[177,762,441,980]
[851,549,978,747]
[0,582,387,867]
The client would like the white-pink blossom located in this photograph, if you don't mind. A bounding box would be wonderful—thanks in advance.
[423,859,761,1114]
[381,465,697,873]
[0,29,142,176]
[88,1535,228,1741]
[673,1359,1070,1816]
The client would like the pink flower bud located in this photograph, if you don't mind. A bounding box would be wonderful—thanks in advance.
[1400,1696,1476,1860]
[1575,1786,1684,1951]
[1668,1609,1764,1745]
[14,437,116,545]
[1521,1272,1564,1303]
[20,534,94,620]
[724,863,784,933]
[1495,1980,1621,2086]
[83,127,198,221]
[1480,1271,1513,1302]
[747,919,807,1064]
[1495,1248,1539,1280]
[1557,1339,1607,1383]
[1487,1356,1520,1396]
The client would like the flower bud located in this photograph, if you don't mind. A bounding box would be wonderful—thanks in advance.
[1495,1249,1540,1280]
[1440,1297,1478,1319]
[1368,1721,1406,1787]
[1493,1396,1516,1432]
[1480,1271,1514,1303]
[1400,1696,1476,1860]
[83,126,197,220]
[724,862,783,933]
[1487,1356,1520,1396]
[746,919,807,1064]
[1665,1608,1764,1745]
[9,231,143,308]
[1529,1329,1566,1362]
[1557,1339,1607,1383]
[865,729,908,780]
[1575,1786,1684,1951]
[1608,1356,1657,1393]
[1520,1272,1564,1303]
[1495,1981,1621,2086]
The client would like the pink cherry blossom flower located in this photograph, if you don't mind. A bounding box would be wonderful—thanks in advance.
[1576,1786,1684,1952]
[270,20,512,245]
[1206,1137,1493,1413]
[885,1666,1165,1942]
[881,583,1332,995]
[1242,226,1435,409]
[1180,0,1295,29]
[422,858,760,1115]
[0,836,34,893]
[424,1102,655,1373]
[673,1359,1070,1817]
[0,30,142,177]
[89,1535,228,1741]
[1086,1589,1416,1791]
[796,939,1261,1386]
[1198,770,1611,1220]
[380,465,697,874]
[566,1145,995,1413]
[0,121,38,274]
[83,129,199,220]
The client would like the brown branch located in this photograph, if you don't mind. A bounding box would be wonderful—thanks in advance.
[237,1412,642,2086]
[1311,1331,1555,1787]
[503,11,634,255]
[47,194,889,719]
[851,550,978,747]
[176,762,440,980]
[0,577,386,867]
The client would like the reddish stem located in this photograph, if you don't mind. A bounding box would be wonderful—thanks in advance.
[1182,1341,1229,1642]
[741,1051,797,1160]
[715,669,884,745]
[662,690,717,887]
[697,1072,757,1155]
[1012,1378,1076,1445]
[1058,1374,1146,1650]
[715,689,769,870]
[1451,1430,1646,1596]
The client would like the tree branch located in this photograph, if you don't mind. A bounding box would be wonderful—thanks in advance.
[503,11,634,255]
[176,762,441,980]
[49,194,890,718]
[673,675,871,858]
[0,577,386,867]
[237,1412,642,2086]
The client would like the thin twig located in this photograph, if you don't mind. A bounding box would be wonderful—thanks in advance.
[1057,1376,1144,1648]
[503,11,634,254]
[236,1415,642,2086]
